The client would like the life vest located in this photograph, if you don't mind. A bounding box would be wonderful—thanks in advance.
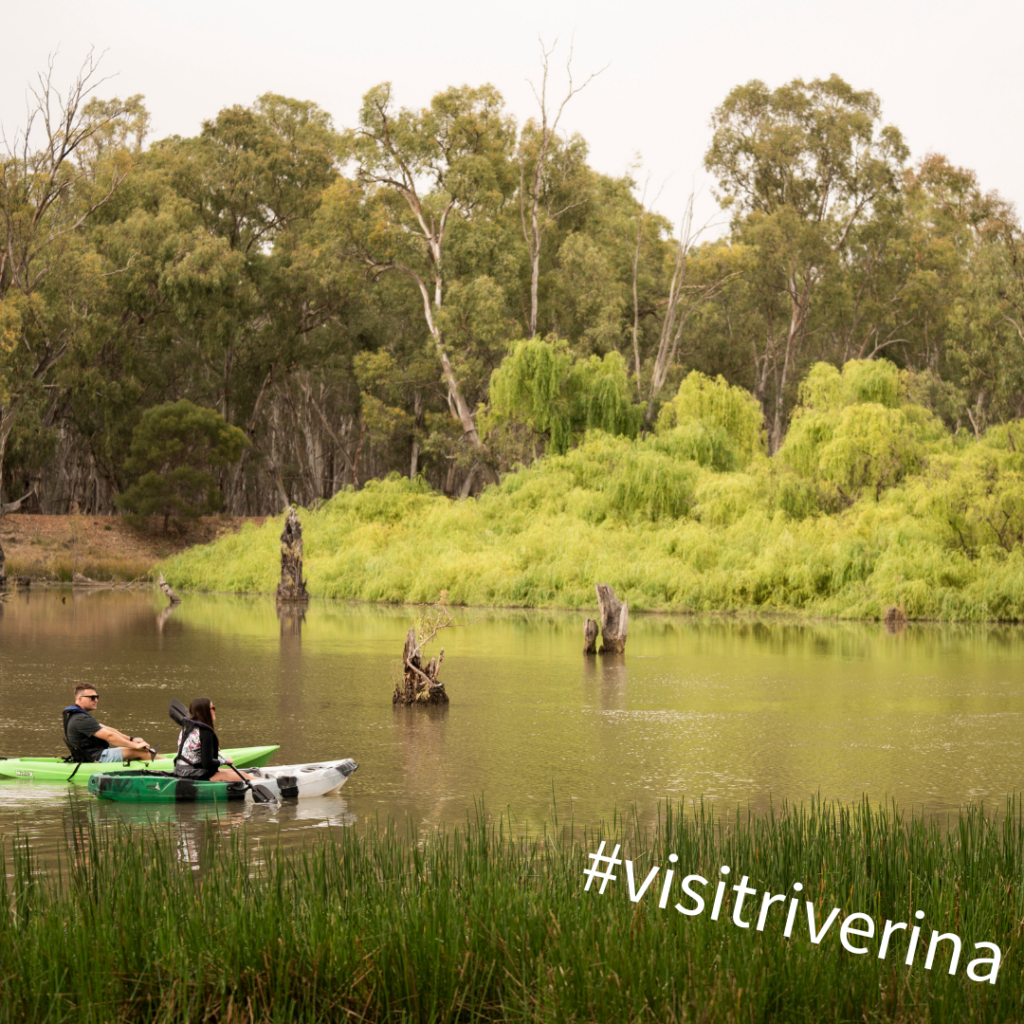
[62,705,101,762]
[174,718,217,768]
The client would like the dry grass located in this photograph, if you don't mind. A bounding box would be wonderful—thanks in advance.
[1,514,264,582]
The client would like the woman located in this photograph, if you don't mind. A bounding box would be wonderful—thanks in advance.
[173,697,256,782]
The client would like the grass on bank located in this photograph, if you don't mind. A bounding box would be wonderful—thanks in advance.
[1,797,1020,1023]
[4,554,154,583]
[161,361,1024,620]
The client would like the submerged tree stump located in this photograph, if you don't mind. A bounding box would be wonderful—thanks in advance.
[883,605,907,633]
[595,583,629,654]
[276,506,309,604]
[583,617,599,655]
[394,627,450,705]
[156,572,182,605]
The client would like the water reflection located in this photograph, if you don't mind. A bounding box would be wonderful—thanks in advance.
[1,588,1023,856]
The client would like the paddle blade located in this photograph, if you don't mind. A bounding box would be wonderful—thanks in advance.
[251,784,278,805]
[168,700,188,727]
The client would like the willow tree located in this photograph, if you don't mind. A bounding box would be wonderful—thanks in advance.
[487,337,641,455]
[706,75,908,451]
[655,370,766,471]
[778,359,948,508]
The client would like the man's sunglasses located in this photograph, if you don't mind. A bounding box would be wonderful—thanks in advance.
[82,693,99,700]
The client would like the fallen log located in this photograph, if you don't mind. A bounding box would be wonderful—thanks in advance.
[394,627,450,706]
[73,572,112,588]
[595,583,628,654]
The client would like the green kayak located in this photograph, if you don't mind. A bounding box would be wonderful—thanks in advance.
[90,771,249,803]
[0,746,279,785]
[89,759,358,803]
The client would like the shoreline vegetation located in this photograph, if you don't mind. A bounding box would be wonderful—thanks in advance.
[160,362,1024,622]
[1,797,1018,1022]
[0,515,262,585]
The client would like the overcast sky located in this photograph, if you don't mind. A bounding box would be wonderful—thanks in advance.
[3,0,1021,232]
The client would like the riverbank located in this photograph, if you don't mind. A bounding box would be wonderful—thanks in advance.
[0,513,264,583]
[159,456,1024,621]
[1,797,1016,1023]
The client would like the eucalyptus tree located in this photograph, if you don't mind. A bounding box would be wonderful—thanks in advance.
[0,53,143,578]
[910,157,1024,429]
[518,39,602,338]
[341,82,518,464]
[706,74,908,451]
[122,94,348,510]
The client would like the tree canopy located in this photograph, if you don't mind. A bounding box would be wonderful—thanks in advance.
[0,59,1021,545]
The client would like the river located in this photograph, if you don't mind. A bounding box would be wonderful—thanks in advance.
[0,588,1021,858]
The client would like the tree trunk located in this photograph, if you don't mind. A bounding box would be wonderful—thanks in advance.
[583,617,598,654]
[410,388,423,479]
[157,572,182,606]
[770,276,811,454]
[394,627,449,705]
[276,506,309,604]
[595,583,628,654]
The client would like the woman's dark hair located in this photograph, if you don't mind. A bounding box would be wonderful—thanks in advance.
[188,697,217,734]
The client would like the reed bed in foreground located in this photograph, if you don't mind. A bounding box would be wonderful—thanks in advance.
[0,797,1021,1023]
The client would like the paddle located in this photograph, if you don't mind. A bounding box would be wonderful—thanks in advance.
[167,700,278,805]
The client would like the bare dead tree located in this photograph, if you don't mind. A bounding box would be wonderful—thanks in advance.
[521,37,607,338]
[630,173,661,399]
[636,194,736,425]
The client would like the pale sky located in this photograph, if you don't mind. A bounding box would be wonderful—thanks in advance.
[3,0,1022,233]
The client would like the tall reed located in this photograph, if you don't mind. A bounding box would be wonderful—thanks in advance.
[0,797,1019,1022]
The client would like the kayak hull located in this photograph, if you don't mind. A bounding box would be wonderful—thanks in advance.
[88,759,358,803]
[0,746,280,785]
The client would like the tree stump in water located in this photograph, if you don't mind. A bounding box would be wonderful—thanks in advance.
[394,627,450,705]
[583,617,599,655]
[595,583,628,654]
[156,572,182,606]
[883,605,907,633]
[276,506,309,604]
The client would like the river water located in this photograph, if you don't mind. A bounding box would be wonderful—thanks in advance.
[0,588,1021,857]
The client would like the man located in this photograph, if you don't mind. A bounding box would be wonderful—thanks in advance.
[63,684,155,763]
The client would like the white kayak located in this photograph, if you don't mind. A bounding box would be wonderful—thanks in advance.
[245,758,359,799]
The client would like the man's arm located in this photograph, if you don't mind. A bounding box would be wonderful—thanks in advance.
[94,725,149,750]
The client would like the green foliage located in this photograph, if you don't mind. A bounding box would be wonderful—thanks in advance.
[655,370,766,470]
[916,436,1024,558]
[163,355,1024,620]
[5,68,1024,530]
[779,360,949,507]
[116,401,247,525]
[487,338,642,455]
